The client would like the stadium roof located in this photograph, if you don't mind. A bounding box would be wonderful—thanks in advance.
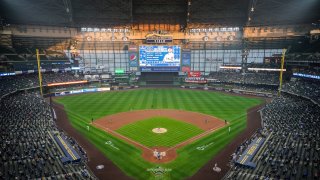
[0,0,319,27]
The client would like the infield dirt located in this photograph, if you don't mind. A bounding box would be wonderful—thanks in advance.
[92,109,226,163]
[52,92,266,180]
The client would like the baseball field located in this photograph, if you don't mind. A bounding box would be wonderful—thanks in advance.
[116,116,205,147]
[54,88,263,179]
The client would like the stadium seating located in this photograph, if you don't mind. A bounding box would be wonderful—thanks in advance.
[0,72,83,97]
[208,72,280,85]
[225,94,320,179]
[230,84,277,93]
[1,60,319,180]
[0,92,94,179]
[282,79,320,104]
[208,72,244,83]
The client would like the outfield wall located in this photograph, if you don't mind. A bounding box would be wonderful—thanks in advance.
[45,84,274,98]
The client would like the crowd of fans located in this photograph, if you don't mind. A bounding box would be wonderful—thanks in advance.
[208,72,280,85]
[0,92,94,179]
[282,79,320,104]
[42,72,83,84]
[293,69,320,76]
[230,84,277,94]
[208,72,244,83]
[244,73,280,85]
[207,83,277,94]
[0,72,83,97]
[1,64,319,179]
[226,94,320,179]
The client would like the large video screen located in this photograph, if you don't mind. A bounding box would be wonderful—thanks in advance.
[139,45,180,72]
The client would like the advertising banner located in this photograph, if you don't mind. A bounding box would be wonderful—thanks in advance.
[129,45,138,68]
[140,67,180,72]
[188,71,201,77]
[181,49,191,72]
[115,69,125,74]
[185,77,207,84]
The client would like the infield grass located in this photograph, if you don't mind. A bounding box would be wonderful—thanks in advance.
[54,88,263,180]
[116,116,204,147]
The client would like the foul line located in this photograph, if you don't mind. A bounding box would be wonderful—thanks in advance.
[92,122,154,152]
[165,124,226,152]
[94,120,227,154]
[93,104,262,154]
[54,101,264,157]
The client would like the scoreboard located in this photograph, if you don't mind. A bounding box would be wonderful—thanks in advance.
[139,45,181,72]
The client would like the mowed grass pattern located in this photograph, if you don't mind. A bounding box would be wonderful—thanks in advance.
[54,88,263,180]
[56,89,260,121]
[116,117,204,147]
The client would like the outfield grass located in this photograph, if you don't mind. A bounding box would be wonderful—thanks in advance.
[54,88,263,180]
[116,117,204,147]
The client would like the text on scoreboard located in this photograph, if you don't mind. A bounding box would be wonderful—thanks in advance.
[139,45,181,72]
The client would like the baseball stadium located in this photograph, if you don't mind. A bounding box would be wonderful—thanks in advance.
[0,1,320,180]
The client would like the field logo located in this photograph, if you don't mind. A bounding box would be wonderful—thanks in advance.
[196,142,214,151]
[147,166,172,177]
[105,141,120,150]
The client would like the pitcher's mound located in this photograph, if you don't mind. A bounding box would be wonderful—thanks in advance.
[152,128,167,134]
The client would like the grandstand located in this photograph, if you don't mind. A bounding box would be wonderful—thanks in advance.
[0,0,320,179]
[226,94,320,179]
[0,92,93,179]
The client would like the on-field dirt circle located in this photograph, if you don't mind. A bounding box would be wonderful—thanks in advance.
[92,109,226,163]
[52,92,266,180]
[152,128,168,134]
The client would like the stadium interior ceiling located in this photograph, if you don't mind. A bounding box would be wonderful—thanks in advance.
[0,0,319,70]
[1,0,320,27]
[1,1,320,180]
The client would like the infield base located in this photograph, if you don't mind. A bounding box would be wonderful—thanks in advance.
[93,109,226,163]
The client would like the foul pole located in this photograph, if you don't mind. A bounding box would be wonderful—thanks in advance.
[36,49,43,96]
[278,48,287,96]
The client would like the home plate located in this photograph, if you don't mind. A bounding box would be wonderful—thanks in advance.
[96,165,105,170]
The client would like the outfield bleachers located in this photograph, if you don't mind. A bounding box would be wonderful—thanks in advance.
[0,72,83,97]
[208,72,280,85]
